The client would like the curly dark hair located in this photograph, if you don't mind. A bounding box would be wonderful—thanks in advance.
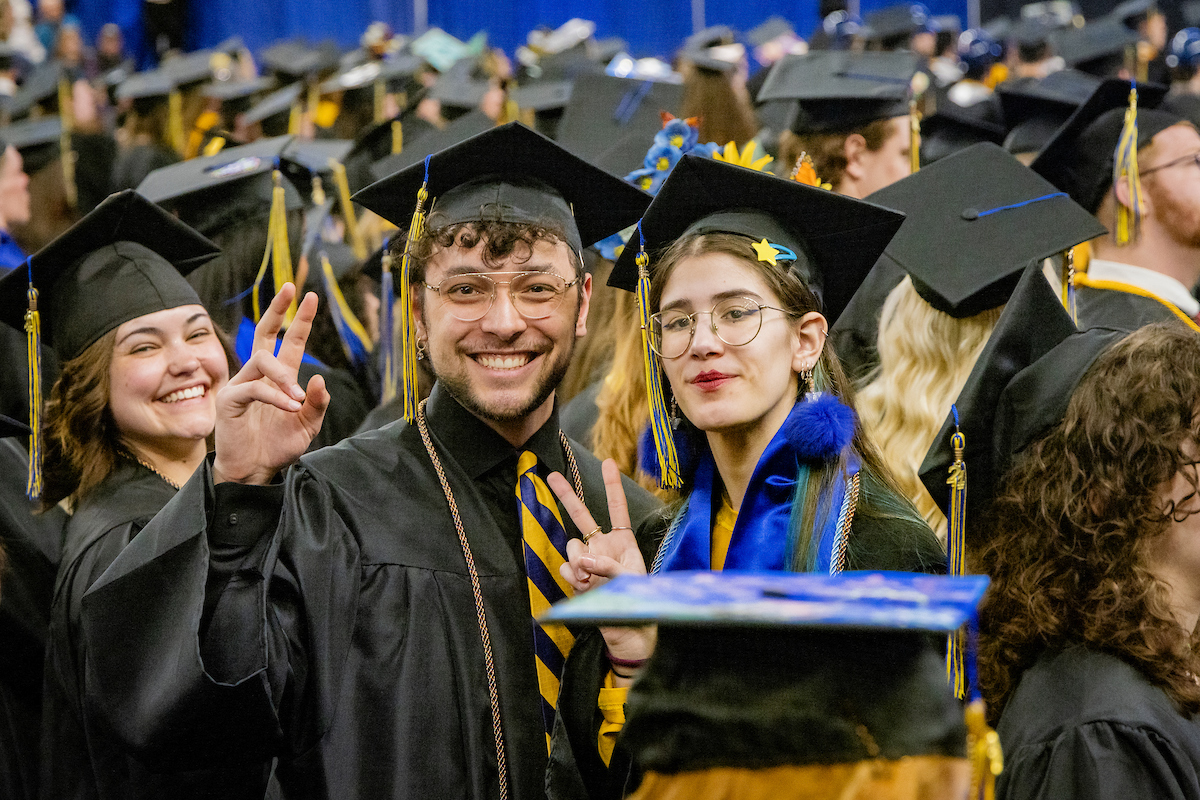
[978,323,1200,724]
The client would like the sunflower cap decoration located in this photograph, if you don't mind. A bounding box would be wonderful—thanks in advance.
[790,152,832,189]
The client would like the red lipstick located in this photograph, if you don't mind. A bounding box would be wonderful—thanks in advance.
[692,370,733,391]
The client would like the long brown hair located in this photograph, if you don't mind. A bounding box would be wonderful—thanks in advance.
[778,118,895,192]
[978,323,1200,723]
[679,65,759,149]
[39,322,238,510]
[649,231,933,570]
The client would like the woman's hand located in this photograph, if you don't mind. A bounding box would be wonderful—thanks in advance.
[212,285,330,485]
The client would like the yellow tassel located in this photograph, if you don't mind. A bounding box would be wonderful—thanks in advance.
[24,282,42,500]
[330,158,368,261]
[1113,86,1142,246]
[636,239,682,489]
[373,79,386,124]
[391,120,403,155]
[909,97,922,174]
[287,101,302,136]
[379,249,398,404]
[252,170,296,325]
[307,82,320,124]
[320,252,374,364]
[966,699,1003,800]
[397,168,430,423]
[946,419,967,699]
[168,89,186,157]
[202,136,226,157]
[57,77,77,209]
[1060,248,1077,325]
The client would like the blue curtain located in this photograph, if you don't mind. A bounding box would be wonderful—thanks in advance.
[72,0,968,70]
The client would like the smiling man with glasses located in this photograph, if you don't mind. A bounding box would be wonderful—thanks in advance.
[1033,79,1200,332]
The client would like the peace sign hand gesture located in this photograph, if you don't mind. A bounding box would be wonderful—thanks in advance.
[213,284,330,485]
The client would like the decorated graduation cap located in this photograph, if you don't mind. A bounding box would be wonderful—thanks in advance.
[0,190,220,498]
[137,136,305,323]
[352,120,651,421]
[543,570,1000,795]
[757,51,922,135]
[554,73,685,177]
[866,142,1106,318]
[1031,78,1178,245]
[996,69,1100,156]
[608,153,905,488]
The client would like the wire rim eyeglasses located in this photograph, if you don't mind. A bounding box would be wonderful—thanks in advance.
[649,297,795,359]
[424,271,580,322]
[1141,151,1200,177]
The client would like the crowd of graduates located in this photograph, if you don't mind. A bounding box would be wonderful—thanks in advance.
[2,1,1200,798]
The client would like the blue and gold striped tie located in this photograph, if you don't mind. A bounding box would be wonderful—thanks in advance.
[516,450,576,751]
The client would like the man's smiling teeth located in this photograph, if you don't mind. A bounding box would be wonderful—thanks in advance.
[476,354,531,370]
[160,386,206,403]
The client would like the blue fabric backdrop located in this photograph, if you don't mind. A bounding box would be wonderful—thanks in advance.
[72,0,970,70]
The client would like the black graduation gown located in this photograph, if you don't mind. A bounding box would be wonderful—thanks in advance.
[40,460,274,800]
[0,440,64,800]
[78,384,665,800]
[828,257,908,386]
[1074,284,1192,333]
[298,361,370,450]
[109,144,180,195]
[997,645,1200,800]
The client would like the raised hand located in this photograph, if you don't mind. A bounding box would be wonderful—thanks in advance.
[213,285,330,485]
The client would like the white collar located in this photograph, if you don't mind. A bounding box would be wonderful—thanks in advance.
[1085,259,1200,317]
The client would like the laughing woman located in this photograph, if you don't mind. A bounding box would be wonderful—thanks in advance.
[545,156,944,797]
[0,192,261,799]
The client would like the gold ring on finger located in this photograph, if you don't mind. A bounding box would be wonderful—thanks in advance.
[582,526,602,545]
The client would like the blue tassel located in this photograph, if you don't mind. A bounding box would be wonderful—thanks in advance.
[783,392,857,461]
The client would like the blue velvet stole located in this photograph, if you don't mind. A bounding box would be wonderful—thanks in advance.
[656,409,860,574]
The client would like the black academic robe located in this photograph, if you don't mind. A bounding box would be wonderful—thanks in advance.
[828,257,908,386]
[40,460,274,800]
[78,384,665,800]
[0,440,64,800]
[1074,284,1192,333]
[997,645,1200,800]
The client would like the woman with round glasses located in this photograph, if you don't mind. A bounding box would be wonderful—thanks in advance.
[544,156,944,794]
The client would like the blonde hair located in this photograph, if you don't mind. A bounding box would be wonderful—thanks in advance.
[857,277,1002,539]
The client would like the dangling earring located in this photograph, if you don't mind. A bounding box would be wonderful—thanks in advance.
[670,394,680,430]
[416,338,427,361]
[800,364,814,395]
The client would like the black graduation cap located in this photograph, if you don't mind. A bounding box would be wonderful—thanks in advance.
[243,82,303,128]
[260,39,341,82]
[554,73,684,172]
[366,110,495,184]
[158,48,218,89]
[0,190,220,361]
[202,76,275,103]
[683,25,739,51]
[919,263,1127,518]
[747,16,795,47]
[920,97,1006,164]
[864,3,939,43]
[429,57,491,111]
[0,117,63,174]
[681,43,746,75]
[115,69,175,103]
[609,153,905,327]
[543,571,988,771]
[1010,15,1056,50]
[865,142,1106,317]
[1052,18,1141,75]
[1110,0,1158,28]
[1030,78,1176,212]
[279,137,353,204]
[757,51,920,133]
[137,136,305,236]
[996,69,1100,155]
[354,120,651,253]
[510,79,573,113]
[9,62,64,119]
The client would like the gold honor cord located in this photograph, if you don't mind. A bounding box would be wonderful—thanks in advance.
[329,159,368,260]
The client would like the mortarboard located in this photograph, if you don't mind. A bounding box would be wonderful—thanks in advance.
[1030,78,1176,214]
[243,82,303,130]
[352,120,651,420]
[747,17,794,48]
[202,77,275,104]
[608,154,904,488]
[158,48,220,89]
[367,110,495,184]
[863,3,940,44]
[281,137,366,258]
[544,570,997,789]
[0,190,220,497]
[510,79,573,139]
[114,69,175,103]
[342,109,438,193]
[919,96,1006,164]
[429,57,491,112]
[757,51,920,133]
[681,43,746,75]
[1052,18,1141,76]
[865,142,1106,318]
[260,39,341,83]
[682,25,739,51]
[1109,0,1158,28]
[8,62,65,120]
[0,117,64,174]
[554,73,684,176]
[996,69,1100,156]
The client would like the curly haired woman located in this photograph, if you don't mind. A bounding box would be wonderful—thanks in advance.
[978,323,1200,800]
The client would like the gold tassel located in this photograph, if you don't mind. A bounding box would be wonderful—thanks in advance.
[966,699,1003,800]
[202,136,226,157]
[1113,85,1142,246]
[252,170,297,325]
[379,248,398,404]
[24,280,42,500]
[56,77,76,209]
[636,233,683,489]
[330,158,368,261]
[391,120,403,155]
[396,162,430,423]
[1060,248,1077,324]
[946,410,967,699]
[168,88,186,157]
[373,79,386,124]
[307,82,320,125]
[909,97,922,174]
[321,252,374,363]
[287,101,302,136]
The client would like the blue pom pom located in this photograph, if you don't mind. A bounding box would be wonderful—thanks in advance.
[637,423,692,485]
[783,392,857,461]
